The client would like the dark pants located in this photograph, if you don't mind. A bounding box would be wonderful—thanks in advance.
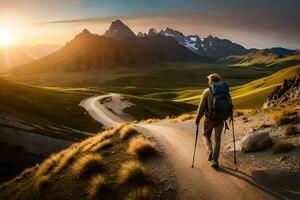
[203,118,224,162]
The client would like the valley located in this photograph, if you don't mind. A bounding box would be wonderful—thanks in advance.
[0,15,299,200]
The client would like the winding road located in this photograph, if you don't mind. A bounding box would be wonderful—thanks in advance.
[81,94,278,200]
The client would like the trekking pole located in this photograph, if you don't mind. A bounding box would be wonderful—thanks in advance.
[231,116,238,171]
[191,123,199,168]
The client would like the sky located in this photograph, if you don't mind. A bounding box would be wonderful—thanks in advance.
[0,0,299,49]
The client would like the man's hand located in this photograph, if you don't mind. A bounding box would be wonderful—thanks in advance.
[195,117,200,125]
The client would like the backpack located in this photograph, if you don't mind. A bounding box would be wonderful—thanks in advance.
[206,81,233,121]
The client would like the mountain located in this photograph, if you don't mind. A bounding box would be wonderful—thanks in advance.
[148,28,159,37]
[11,21,200,74]
[220,50,300,69]
[104,20,136,40]
[0,47,34,71]
[263,47,297,56]
[159,28,251,58]
[18,44,61,59]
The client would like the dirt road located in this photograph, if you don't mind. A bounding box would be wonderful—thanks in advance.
[81,94,282,200]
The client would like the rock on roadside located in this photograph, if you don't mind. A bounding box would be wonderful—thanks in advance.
[241,132,274,153]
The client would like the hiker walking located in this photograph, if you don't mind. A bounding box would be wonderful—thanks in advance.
[195,73,233,168]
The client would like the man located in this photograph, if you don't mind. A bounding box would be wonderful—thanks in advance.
[195,73,232,168]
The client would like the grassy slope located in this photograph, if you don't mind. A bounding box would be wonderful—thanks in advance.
[221,51,300,70]
[7,61,274,88]
[231,64,300,108]
[0,125,173,200]
[122,95,197,121]
[173,64,300,109]
[0,79,103,140]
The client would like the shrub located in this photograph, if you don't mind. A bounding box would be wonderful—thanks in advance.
[141,118,160,124]
[118,161,150,185]
[36,153,62,177]
[36,175,50,189]
[82,130,116,152]
[128,137,157,159]
[272,109,300,125]
[126,187,153,200]
[120,125,139,140]
[233,109,253,117]
[90,139,113,152]
[282,108,298,116]
[88,175,107,198]
[284,125,299,135]
[273,141,296,154]
[96,130,115,141]
[72,154,105,177]
[53,148,78,174]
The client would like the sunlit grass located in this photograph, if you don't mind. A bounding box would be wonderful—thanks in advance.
[128,137,157,159]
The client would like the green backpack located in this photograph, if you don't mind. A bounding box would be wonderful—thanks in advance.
[206,81,233,121]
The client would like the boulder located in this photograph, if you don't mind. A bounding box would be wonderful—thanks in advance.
[241,132,273,153]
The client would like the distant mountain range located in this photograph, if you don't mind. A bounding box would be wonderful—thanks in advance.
[0,47,34,72]
[9,20,298,75]
[12,21,200,74]
[158,28,251,58]
[157,28,297,59]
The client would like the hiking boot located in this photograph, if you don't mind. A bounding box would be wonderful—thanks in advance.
[208,152,213,161]
[211,160,219,168]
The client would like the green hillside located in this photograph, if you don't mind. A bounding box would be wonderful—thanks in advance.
[0,79,103,140]
[173,64,300,109]
[231,64,300,108]
[122,94,197,120]
[221,51,300,70]
[8,61,281,89]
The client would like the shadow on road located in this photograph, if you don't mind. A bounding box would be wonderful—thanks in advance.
[215,166,300,200]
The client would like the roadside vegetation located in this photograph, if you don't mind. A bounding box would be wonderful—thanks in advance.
[284,125,299,135]
[0,123,167,200]
[120,125,139,140]
[273,141,296,154]
[128,137,157,159]
[272,108,300,125]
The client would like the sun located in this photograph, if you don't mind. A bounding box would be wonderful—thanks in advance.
[0,28,15,47]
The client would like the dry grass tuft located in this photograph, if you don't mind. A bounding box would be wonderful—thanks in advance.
[90,139,113,152]
[14,167,35,183]
[141,118,160,124]
[118,161,150,185]
[173,113,195,122]
[233,109,253,117]
[272,108,300,125]
[81,130,115,152]
[0,165,37,190]
[53,148,78,174]
[284,125,299,135]
[273,141,296,154]
[128,137,157,159]
[120,125,139,140]
[126,187,153,200]
[72,153,105,177]
[88,175,107,198]
[36,153,63,177]
[35,175,50,189]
